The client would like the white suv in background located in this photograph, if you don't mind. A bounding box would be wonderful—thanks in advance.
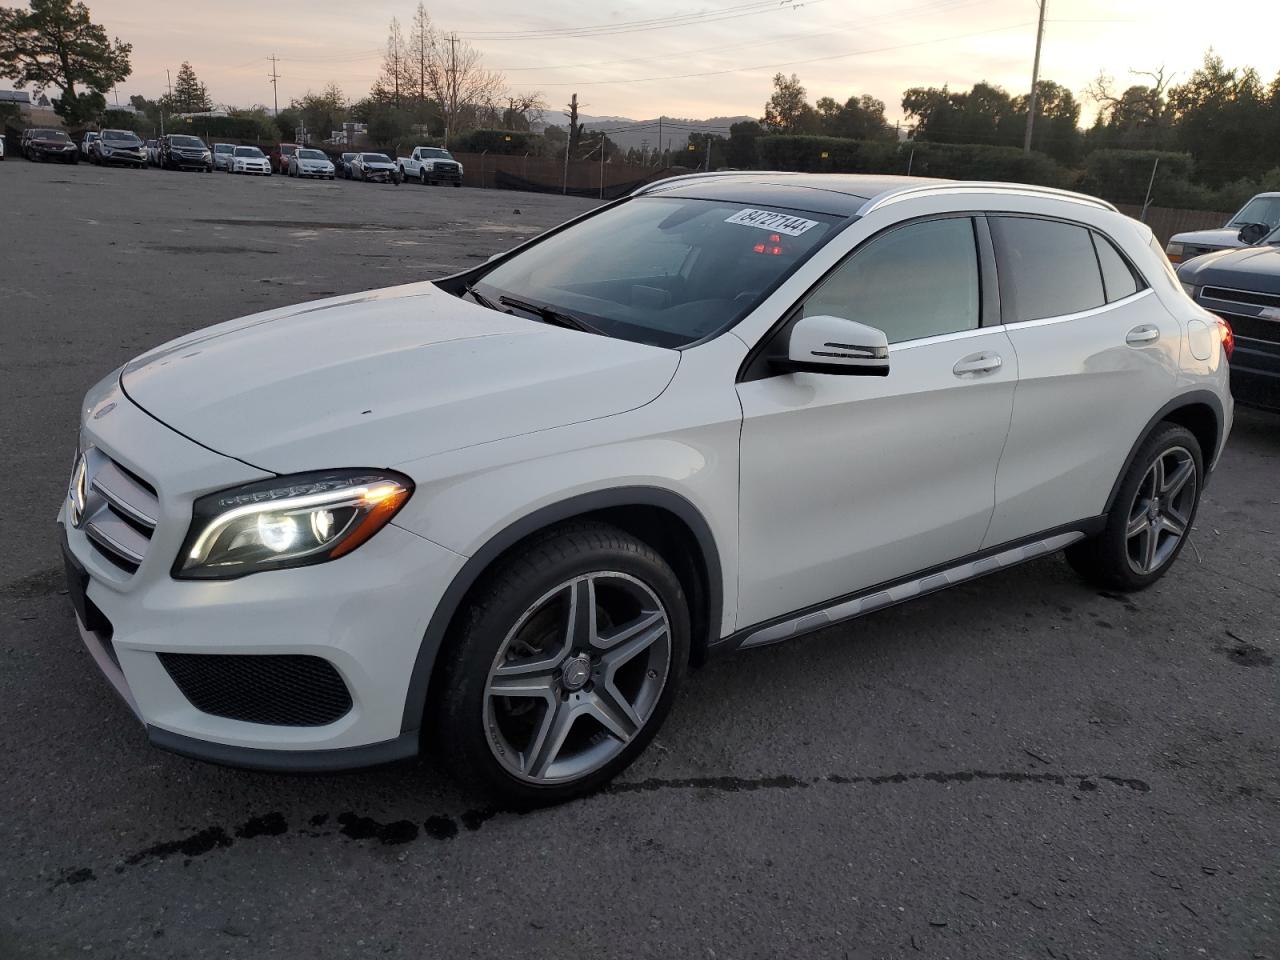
[61,174,1232,804]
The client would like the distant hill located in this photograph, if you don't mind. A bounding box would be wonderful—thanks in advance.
[535,112,756,153]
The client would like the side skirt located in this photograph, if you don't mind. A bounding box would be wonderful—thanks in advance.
[718,520,1103,654]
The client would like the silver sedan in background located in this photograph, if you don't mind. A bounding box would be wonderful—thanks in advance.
[288,148,336,179]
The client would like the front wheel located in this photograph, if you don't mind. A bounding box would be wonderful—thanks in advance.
[434,522,690,806]
[1066,422,1203,591]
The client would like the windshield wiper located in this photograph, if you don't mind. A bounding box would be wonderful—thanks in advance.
[463,284,499,311]
[497,295,599,334]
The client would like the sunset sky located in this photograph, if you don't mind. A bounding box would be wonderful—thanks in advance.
[66,0,1280,124]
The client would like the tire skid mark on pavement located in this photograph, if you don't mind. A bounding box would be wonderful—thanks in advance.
[44,769,1150,891]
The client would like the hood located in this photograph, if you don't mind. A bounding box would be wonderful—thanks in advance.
[120,282,679,474]
[1169,228,1241,250]
[1178,244,1280,295]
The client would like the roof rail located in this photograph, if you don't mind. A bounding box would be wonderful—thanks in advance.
[632,170,797,197]
[861,181,1118,215]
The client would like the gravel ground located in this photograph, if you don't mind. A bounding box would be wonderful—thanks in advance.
[1,158,1276,960]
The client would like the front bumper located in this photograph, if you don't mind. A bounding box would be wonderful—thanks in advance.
[61,376,466,769]
[169,154,211,169]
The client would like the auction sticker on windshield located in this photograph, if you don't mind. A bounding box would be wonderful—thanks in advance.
[724,209,820,236]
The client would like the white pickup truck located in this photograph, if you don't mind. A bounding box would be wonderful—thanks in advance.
[396,146,464,187]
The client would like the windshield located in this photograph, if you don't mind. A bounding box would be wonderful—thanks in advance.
[298,149,327,160]
[214,143,233,153]
[171,136,204,148]
[341,153,355,160]
[234,146,264,157]
[35,130,69,141]
[420,147,451,159]
[473,197,839,347]
[103,130,140,144]
[280,145,297,155]
[362,153,391,163]
[1228,196,1280,230]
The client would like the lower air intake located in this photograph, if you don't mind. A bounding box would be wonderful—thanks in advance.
[158,653,352,727]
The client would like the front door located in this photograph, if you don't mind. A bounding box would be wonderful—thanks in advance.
[735,216,1018,629]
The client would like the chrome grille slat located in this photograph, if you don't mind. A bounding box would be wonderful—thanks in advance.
[91,459,158,528]
[84,512,148,565]
[74,448,160,576]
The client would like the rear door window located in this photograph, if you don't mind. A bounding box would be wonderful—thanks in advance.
[1092,233,1143,302]
[990,216,1105,322]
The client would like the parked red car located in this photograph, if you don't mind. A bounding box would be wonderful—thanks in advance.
[268,142,298,174]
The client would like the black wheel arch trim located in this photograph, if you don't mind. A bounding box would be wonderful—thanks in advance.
[398,486,724,735]
[1103,389,1224,515]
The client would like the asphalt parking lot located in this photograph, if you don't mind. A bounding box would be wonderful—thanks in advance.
[1,158,1276,959]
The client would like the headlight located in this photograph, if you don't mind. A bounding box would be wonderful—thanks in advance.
[1180,281,1199,299]
[174,470,413,579]
[1165,242,1184,263]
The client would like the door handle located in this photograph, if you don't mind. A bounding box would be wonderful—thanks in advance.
[953,352,1003,377]
[1125,324,1160,346]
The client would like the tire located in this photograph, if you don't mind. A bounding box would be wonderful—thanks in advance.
[420,169,427,185]
[434,521,690,806]
[1066,422,1203,591]
[453,181,461,188]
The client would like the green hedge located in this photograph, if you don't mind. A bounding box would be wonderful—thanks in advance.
[452,129,536,155]
[1078,149,1194,204]
[755,135,1072,189]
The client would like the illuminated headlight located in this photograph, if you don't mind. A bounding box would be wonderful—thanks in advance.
[1180,281,1199,299]
[1165,242,1184,263]
[175,470,413,579]
[68,452,88,527]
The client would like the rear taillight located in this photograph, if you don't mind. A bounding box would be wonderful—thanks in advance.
[1215,316,1234,360]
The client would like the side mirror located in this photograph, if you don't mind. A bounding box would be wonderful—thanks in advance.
[776,314,889,377]
[1238,222,1269,245]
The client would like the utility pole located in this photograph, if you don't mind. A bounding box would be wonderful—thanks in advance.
[563,92,578,195]
[657,116,663,167]
[1022,0,1046,154]
[162,68,172,134]
[268,56,280,117]
[599,137,605,200]
[704,134,712,171]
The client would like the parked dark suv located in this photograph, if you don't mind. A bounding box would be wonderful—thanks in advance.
[160,134,213,171]
[1179,227,1280,411]
[21,128,78,163]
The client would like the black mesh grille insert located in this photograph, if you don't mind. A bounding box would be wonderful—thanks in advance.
[158,653,352,727]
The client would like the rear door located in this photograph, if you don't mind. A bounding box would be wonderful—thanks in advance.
[983,215,1180,546]
[735,215,1018,629]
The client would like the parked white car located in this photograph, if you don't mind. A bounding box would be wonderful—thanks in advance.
[60,174,1232,804]
[80,131,99,157]
[228,145,271,176]
[211,143,235,172]
[0,134,5,160]
[1165,192,1280,263]
[397,145,463,186]
[288,147,336,179]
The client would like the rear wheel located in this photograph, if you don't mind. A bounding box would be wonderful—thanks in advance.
[1066,422,1203,591]
[435,522,689,806]
[420,169,428,185]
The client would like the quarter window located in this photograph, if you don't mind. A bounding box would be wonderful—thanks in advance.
[1092,232,1142,302]
[990,216,1104,322]
[802,217,980,343]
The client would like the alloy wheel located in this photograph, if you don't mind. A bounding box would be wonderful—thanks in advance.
[483,571,672,785]
[1125,445,1196,575]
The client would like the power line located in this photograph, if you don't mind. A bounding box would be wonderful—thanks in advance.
[497,0,986,72]
[462,0,825,42]
[533,20,1037,87]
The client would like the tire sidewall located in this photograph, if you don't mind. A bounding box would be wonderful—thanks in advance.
[437,526,691,806]
[1102,423,1204,589]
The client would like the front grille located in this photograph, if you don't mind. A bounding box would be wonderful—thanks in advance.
[158,653,353,726]
[1214,310,1280,345]
[77,450,159,575]
[1203,286,1280,310]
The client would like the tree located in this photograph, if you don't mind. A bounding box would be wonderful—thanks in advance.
[1168,50,1270,186]
[815,94,893,141]
[167,61,212,113]
[762,73,815,134]
[0,0,132,125]
[1012,80,1082,162]
[726,120,762,168]
[424,32,504,145]
[373,18,410,107]
[407,3,434,120]
[292,83,347,141]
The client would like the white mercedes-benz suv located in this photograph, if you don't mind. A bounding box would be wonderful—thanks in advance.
[61,174,1233,804]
